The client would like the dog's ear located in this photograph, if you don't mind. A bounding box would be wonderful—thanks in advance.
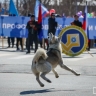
[49,33,53,39]
[48,33,51,40]
[53,36,55,41]
[48,33,51,37]
[48,32,53,42]
[50,33,53,38]
[58,35,62,42]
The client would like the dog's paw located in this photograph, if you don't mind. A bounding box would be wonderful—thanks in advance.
[47,79,52,83]
[40,84,44,87]
[56,75,59,78]
[76,73,80,76]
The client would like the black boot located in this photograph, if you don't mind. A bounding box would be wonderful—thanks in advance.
[26,51,30,54]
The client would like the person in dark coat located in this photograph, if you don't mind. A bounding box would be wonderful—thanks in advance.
[48,13,58,35]
[26,14,39,54]
[71,14,82,27]
[26,13,33,50]
[71,14,90,51]
[47,13,58,50]
[7,14,15,48]
[7,37,14,48]
[16,37,23,51]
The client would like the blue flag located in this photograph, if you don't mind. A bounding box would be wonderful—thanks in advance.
[9,0,19,16]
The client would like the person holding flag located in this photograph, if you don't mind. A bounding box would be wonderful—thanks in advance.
[34,0,49,49]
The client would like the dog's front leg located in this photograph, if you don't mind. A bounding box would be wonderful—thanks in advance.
[59,59,80,76]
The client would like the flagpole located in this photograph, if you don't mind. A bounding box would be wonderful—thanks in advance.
[42,37,44,49]
[36,0,48,49]
[16,0,18,11]
[2,36,4,48]
[75,0,77,13]
[85,1,87,34]
[42,17,44,49]
[86,1,87,4]
[39,0,44,49]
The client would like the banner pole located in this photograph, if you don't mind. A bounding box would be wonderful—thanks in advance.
[2,36,4,48]
[42,38,44,49]
[22,38,24,50]
[86,50,94,57]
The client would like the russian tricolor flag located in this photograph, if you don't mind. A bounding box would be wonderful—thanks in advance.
[82,2,89,38]
[38,3,43,40]
[82,2,90,45]
[38,3,42,24]
[35,0,49,20]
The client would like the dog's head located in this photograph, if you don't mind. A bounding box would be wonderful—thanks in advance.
[48,33,62,45]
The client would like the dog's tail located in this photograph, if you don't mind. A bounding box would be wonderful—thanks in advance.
[33,48,48,64]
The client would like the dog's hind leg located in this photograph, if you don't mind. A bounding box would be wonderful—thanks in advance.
[52,69,59,78]
[36,73,44,87]
[59,60,80,76]
[40,72,52,83]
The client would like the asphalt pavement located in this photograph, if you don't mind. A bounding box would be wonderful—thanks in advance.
[0,39,96,96]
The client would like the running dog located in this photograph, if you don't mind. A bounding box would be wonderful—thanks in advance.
[31,33,80,87]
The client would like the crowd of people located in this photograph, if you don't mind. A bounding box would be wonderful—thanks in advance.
[6,13,58,53]
[6,12,90,54]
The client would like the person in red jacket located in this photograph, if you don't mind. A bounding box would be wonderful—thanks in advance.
[26,14,39,53]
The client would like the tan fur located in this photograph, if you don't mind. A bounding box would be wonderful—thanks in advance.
[31,33,80,87]
[32,48,48,63]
